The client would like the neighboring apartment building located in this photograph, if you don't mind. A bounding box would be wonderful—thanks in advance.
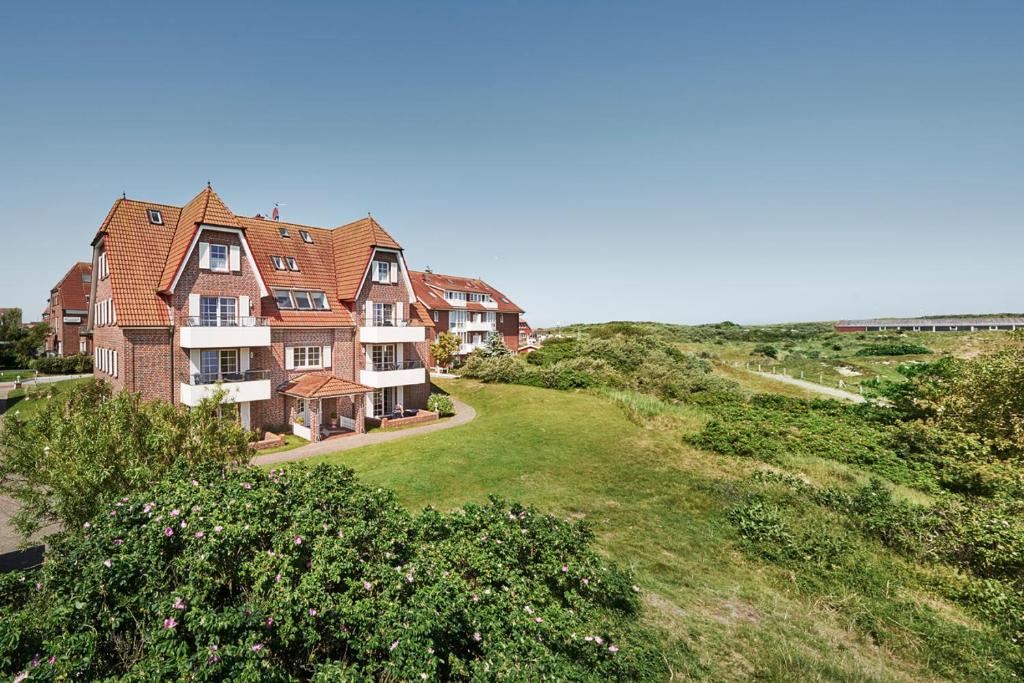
[86,185,430,441]
[45,262,93,356]
[409,270,523,358]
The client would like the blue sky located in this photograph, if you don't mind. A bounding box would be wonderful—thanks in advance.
[1,1,1021,327]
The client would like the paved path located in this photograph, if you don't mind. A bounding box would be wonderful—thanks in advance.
[753,371,865,403]
[252,397,476,466]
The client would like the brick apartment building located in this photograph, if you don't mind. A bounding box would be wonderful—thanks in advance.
[45,262,93,356]
[86,185,431,441]
[408,270,524,360]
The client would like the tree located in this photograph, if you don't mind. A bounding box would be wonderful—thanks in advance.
[0,463,664,681]
[430,331,461,369]
[480,331,512,358]
[0,379,252,538]
[0,309,47,369]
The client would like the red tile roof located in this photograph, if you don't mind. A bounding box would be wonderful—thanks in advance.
[91,186,407,328]
[50,261,93,312]
[332,217,403,301]
[409,270,524,315]
[278,372,372,398]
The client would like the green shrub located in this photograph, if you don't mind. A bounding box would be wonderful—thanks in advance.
[752,344,778,359]
[0,464,665,681]
[0,379,252,538]
[855,343,932,357]
[427,393,455,416]
[32,353,93,375]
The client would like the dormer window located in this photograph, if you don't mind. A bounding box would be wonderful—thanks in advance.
[279,227,290,238]
[286,257,299,271]
[271,256,286,270]
[310,291,329,310]
[209,244,228,271]
[293,290,313,310]
[274,289,294,310]
[147,209,163,225]
[300,230,313,243]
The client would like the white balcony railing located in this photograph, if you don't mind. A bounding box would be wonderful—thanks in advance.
[360,360,427,388]
[459,341,486,355]
[464,319,495,332]
[180,370,271,406]
[358,315,425,343]
[180,316,271,348]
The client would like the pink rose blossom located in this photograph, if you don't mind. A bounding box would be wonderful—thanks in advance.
[163,617,178,629]
[608,645,619,653]
[114,538,124,545]
[266,617,274,627]
[309,608,318,617]
[473,631,482,642]
[48,655,56,665]
[180,520,187,528]
[242,483,252,490]
[170,509,180,517]
[173,597,185,610]
[214,525,223,532]
[103,559,112,568]
[251,643,263,652]
[165,527,174,537]
[83,522,91,529]
[363,581,373,591]
[294,535,302,545]
[561,565,568,572]
[389,640,399,651]
[195,531,204,538]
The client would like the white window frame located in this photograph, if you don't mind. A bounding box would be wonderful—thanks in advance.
[274,289,295,310]
[293,346,322,369]
[279,227,290,238]
[286,257,299,272]
[293,290,313,310]
[374,261,390,283]
[271,256,286,270]
[432,310,439,322]
[299,230,313,243]
[309,291,329,310]
[148,209,163,225]
[209,244,229,272]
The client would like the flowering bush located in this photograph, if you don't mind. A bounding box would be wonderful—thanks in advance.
[0,463,664,680]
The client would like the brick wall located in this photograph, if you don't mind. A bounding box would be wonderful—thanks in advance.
[497,311,520,352]
[91,250,128,390]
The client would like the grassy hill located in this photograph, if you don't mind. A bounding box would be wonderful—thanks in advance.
[303,379,1019,680]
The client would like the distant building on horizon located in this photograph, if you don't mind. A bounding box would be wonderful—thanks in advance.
[835,317,1024,333]
[45,262,93,356]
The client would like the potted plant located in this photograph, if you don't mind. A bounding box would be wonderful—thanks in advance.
[294,414,304,426]
[329,411,339,428]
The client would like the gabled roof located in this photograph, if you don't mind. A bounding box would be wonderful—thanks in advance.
[409,270,524,314]
[278,372,372,398]
[50,261,93,312]
[89,186,407,328]
[158,187,242,293]
[242,216,353,327]
[94,198,182,326]
[332,217,403,300]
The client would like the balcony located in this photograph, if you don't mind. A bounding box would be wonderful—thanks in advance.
[459,341,486,355]
[358,315,426,344]
[179,369,272,406]
[179,316,271,348]
[464,319,495,332]
[360,360,428,388]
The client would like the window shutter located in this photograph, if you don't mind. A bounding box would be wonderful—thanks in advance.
[189,349,200,377]
[113,350,118,378]
[285,347,295,370]
[397,343,404,363]
[239,295,250,322]
[390,262,398,283]
[395,302,403,324]
[188,294,200,319]
[364,300,373,325]
[229,245,241,272]
[111,301,116,325]
[322,345,332,368]
[198,242,211,269]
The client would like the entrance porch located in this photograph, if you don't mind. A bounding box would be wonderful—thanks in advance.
[277,373,373,443]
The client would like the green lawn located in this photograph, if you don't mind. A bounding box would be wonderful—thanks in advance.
[0,369,36,382]
[2,378,91,418]
[301,379,1009,681]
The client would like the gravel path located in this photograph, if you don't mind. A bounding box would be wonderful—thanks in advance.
[252,397,477,466]
[753,371,865,403]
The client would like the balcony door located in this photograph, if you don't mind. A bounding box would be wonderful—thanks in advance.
[199,349,239,383]
[200,296,237,327]
[371,344,396,370]
[373,302,394,327]
[373,387,397,417]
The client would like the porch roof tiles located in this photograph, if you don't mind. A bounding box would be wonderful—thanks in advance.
[277,372,373,399]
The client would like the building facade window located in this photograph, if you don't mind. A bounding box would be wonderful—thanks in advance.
[375,261,390,283]
[209,244,228,271]
[286,257,299,271]
[300,230,313,243]
[293,346,322,369]
[200,349,238,380]
[272,256,285,270]
[200,296,236,326]
[432,310,439,322]
[373,387,396,416]
[274,290,294,309]
[373,302,394,326]
[371,344,396,370]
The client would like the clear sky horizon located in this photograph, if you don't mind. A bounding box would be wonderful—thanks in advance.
[1,1,1021,327]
